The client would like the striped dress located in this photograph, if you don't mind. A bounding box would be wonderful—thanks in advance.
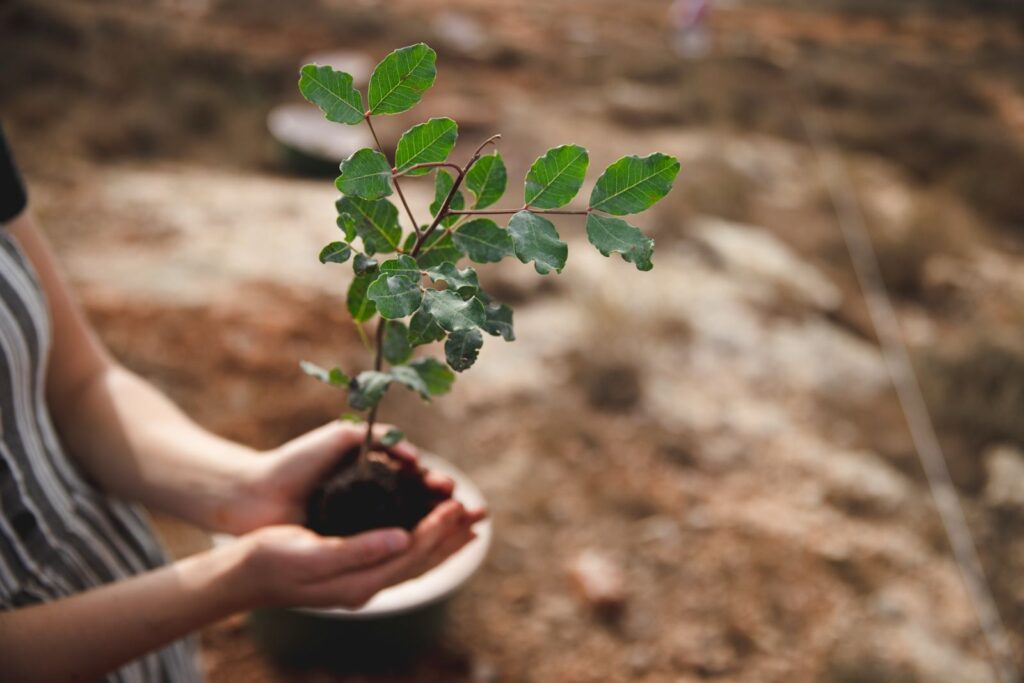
[0,127,202,681]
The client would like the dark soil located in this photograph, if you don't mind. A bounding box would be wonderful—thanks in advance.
[305,447,449,537]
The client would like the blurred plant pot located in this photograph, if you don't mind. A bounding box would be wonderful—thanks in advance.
[213,452,491,671]
[267,103,373,176]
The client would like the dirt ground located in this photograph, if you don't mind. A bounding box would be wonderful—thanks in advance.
[3,0,1024,681]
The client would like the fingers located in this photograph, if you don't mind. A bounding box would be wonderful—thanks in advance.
[291,500,488,608]
[463,506,488,525]
[424,471,455,497]
[424,526,476,571]
[311,528,411,577]
[307,500,465,606]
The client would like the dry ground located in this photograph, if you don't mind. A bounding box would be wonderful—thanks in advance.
[3,0,1024,681]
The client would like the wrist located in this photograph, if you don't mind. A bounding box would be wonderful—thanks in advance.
[206,448,276,534]
[184,539,262,615]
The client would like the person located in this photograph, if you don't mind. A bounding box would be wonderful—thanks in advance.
[0,124,485,682]
[670,0,712,59]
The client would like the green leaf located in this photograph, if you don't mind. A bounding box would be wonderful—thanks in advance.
[349,370,392,410]
[299,360,350,387]
[368,43,437,115]
[379,254,422,281]
[383,321,413,364]
[422,289,486,331]
[353,253,379,275]
[336,148,393,200]
[338,196,401,255]
[445,328,483,372]
[508,210,567,275]
[340,412,363,423]
[298,64,364,125]
[483,302,515,341]
[381,428,404,447]
[415,231,464,269]
[408,307,446,346]
[453,218,513,264]
[466,151,507,209]
[589,153,680,215]
[524,144,589,209]
[585,213,654,271]
[410,357,455,395]
[367,274,423,319]
[395,117,458,176]
[347,272,378,322]
[336,212,357,241]
[389,365,431,400]
[425,263,480,298]
[430,170,465,228]
[319,241,352,264]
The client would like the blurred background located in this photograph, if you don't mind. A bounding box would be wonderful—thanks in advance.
[3,0,1024,681]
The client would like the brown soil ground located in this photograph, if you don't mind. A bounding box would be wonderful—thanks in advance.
[3,0,1024,681]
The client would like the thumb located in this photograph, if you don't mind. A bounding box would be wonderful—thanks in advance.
[274,422,364,482]
[316,527,411,576]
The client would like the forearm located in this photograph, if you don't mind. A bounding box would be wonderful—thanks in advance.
[0,545,245,683]
[56,364,263,532]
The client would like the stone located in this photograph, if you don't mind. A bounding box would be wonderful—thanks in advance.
[267,103,373,164]
[983,444,1024,510]
[567,549,627,613]
[820,448,911,517]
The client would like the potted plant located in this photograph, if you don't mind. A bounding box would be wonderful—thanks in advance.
[250,41,679,667]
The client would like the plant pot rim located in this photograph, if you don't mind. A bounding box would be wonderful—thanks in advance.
[212,451,491,620]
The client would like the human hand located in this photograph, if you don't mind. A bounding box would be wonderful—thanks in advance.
[227,499,484,609]
[225,421,455,534]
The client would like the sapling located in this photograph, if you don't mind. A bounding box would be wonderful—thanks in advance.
[298,43,679,536]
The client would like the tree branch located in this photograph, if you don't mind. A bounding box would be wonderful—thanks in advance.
[365,115,422,237]
[360,318,387,458]
[447,208,591,216]
[393,162,462,178]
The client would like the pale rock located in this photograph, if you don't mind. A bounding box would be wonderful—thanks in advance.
[267,103,372,163]
[298,50,373,87]
[826,616,995,683]
[819,448,911,516]
[693,217,843,312]
[567,549,627,612]
[983,444,1024,510]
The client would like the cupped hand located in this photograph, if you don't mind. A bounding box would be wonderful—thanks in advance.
[224,421,455,534]
[231,499,486,609]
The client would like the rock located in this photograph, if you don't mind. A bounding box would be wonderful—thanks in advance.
[605,80,683,127]
[432,11,492,60]
[567,549,627,613]
[299,51,373,87]
[471,658,499,683]
[626,646,654,676]
[820,448,911,517]
[581,360,642,411]
[693,217,842,312]
[267,103,372,164]
[824,616,995,683]
[670,622,740,677]
[983,444,1024,510]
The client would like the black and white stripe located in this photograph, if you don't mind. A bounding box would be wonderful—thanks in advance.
[0,232,202,682]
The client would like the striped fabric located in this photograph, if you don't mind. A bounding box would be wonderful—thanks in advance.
[0,231,202,682]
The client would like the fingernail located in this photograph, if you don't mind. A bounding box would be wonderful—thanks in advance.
[384,530,410,552]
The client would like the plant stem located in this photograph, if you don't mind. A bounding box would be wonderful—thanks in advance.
[358,132,505,456]
[409,136,501,256]
[360,318,387,459]
[365,115,421,237]
[393,162,462,178]
[447,208,591,216]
